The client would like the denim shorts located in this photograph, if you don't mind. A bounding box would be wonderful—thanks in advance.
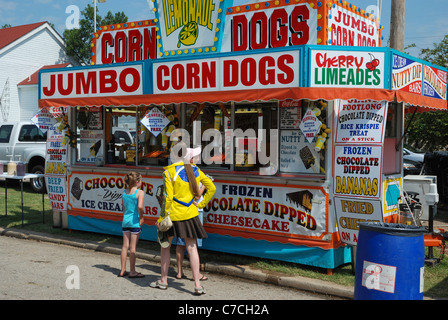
[122,227,141,234]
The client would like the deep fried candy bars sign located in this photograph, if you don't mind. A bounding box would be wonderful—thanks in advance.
[153,50,300,93]
[310,49,385,88]
[222,2,317,52]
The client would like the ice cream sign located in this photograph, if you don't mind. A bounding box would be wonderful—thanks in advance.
[392,53,422,94]
[310,49,385,88]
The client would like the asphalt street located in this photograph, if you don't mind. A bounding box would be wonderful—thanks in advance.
[0,236,330,301]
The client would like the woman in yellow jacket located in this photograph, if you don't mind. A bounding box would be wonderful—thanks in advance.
[151,147,216,295]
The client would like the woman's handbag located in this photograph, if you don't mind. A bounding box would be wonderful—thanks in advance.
[159,213,172,232]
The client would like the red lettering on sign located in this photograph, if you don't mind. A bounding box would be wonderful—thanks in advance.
[99,27,157,64]
[42,67,142,97]
[231,5,310,51]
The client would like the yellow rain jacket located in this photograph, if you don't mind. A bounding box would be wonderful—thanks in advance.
[157,161,216,223]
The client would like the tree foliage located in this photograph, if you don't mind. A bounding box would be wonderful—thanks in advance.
[63,4,127,65]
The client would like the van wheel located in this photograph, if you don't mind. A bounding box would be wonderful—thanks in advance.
[30,165,45,193]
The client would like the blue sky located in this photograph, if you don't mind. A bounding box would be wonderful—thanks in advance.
[0,0,446,59]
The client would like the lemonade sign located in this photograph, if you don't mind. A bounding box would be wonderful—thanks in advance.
[155,0,225,56]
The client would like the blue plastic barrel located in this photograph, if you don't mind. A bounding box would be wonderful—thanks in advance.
[354,222,425,300]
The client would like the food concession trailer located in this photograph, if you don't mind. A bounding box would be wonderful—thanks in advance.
[38,0,447,271]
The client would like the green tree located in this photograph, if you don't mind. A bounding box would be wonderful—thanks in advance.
[404,37,448,151]
[63,4,127,65]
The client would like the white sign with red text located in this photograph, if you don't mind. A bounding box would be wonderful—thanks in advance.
[40,64,144,99]
[327,5,379,47]
[153,50,300,94]
[334,99,388,144]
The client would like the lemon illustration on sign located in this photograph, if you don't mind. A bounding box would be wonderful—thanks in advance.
[178,21,199,48]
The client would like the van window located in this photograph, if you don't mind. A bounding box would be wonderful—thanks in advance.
[0,125,13,143]
[18,125,46,142]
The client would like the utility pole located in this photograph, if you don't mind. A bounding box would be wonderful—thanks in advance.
[390,0,406,52]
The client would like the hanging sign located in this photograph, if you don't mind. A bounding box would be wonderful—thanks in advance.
[310,49,385,88]
[140,107,171,137]
[31,108,57,134]
[299,107,321,143]
[334,99,388,144]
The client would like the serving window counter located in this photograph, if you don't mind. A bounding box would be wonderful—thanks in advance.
[38,0,447,271]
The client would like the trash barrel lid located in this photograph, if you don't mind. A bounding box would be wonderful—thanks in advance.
[359,222,425,237]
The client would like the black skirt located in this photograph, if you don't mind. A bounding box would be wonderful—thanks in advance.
[166,216,207,240]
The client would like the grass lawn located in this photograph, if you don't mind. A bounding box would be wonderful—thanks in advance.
[0,180,447,298]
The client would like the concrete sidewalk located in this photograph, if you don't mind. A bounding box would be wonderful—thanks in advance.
[0,226,354,300]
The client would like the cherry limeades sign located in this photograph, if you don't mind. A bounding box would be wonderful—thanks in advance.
[309,48,385,88]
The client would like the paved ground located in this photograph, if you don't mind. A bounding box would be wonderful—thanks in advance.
[0,235,334,301]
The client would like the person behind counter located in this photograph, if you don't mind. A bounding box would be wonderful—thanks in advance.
[151,145,216,295]
[118,172,145,278]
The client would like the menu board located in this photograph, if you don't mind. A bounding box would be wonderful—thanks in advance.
[280,106,301,129]
[45,125,68,212]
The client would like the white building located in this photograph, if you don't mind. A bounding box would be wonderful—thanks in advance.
[0,22,76,123]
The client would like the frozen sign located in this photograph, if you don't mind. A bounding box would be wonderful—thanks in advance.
[423,65,447,100]
[328,5,379,47]
[333,145,382,199]
[392,53,423,94]
[222,2,317,52]
[310,50,384,88]
[140,107,170,137]
[334,99,387,144]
